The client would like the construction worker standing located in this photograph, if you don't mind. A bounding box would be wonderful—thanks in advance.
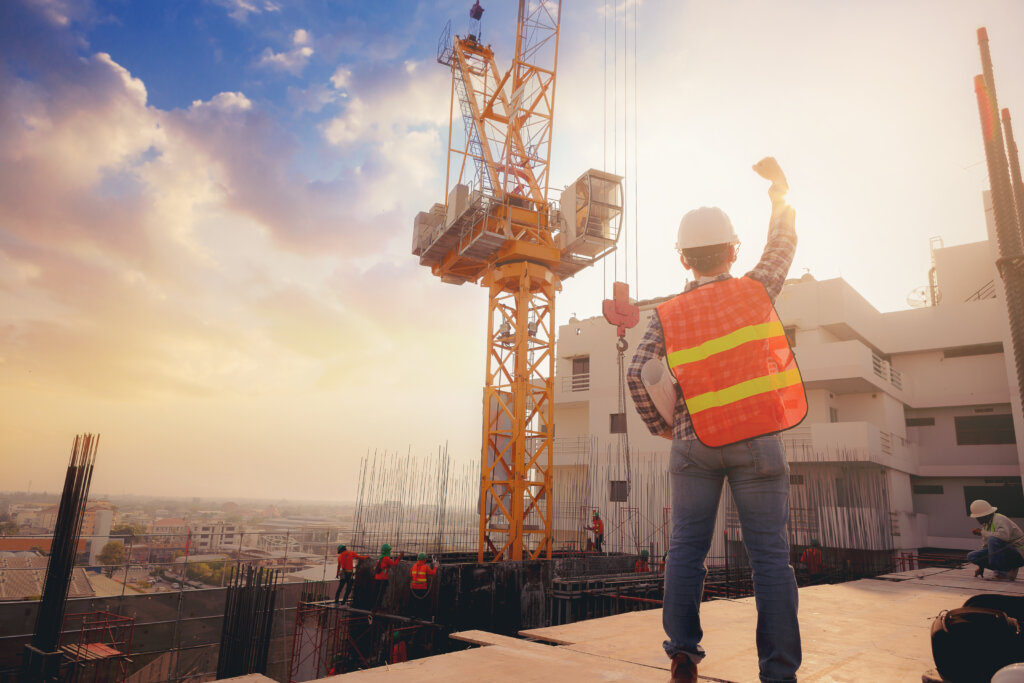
[335,544,368,603]
[373,543,403,610]
[627,157,803,683]
[409,552,438,619]
[586,510,605,553]
[635,549,651,573]
[410,552,438,592]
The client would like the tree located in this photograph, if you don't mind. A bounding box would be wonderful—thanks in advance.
[111,523,146,538]
[97,541,125,577]
[0,520,18,536]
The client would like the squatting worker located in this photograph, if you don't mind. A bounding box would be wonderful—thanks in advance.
[967,499,1024,580]
[627,157,806,683]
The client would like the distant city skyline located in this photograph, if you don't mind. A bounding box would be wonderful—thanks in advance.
[3,0,1024,501]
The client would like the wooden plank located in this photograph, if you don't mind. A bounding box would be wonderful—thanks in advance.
[525,578,991,683]
[449,630,528,648]
[330,636,668,681]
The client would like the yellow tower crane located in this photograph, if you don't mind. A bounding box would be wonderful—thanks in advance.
[412,1,624,562]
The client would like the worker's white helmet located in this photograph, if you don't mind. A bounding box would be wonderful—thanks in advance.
[969,499,998,518]
[676,207,738,251]
[993,663,1024,683]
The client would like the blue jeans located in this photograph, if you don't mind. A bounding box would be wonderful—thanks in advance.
[663,435,801,683]
[968,536,1024,573]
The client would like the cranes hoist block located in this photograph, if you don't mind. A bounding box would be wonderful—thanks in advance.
[411,1,624,562]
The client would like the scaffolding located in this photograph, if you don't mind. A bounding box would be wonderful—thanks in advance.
[59,611,135,683]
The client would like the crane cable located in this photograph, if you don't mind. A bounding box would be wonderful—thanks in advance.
[606,0,641,503]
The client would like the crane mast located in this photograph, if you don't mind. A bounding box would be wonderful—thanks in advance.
[413,1,624,561]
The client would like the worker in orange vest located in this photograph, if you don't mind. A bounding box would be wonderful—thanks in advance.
[373,543,403,610]
[335,543,369,603]
[586,510,604,553]
[410,552,438,592]
[409,552,438,619]
[799,539,824,580]
[627,157,802,683]
[635,549,651,573]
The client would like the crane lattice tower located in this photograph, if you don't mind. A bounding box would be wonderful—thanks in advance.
[412,1,624,562]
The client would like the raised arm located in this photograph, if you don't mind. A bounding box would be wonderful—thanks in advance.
[746,156,797,302]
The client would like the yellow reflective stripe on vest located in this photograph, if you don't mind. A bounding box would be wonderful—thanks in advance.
[687,368,803,414]
[666,321,786,368]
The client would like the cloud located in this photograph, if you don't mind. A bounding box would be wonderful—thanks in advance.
[257,28,314,75]
[212,0,280,22]
[320,60,450,214]
[0,0,464,405]
[286,83,339,114]
[330,66,351,90]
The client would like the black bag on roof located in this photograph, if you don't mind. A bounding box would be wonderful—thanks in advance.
[930,605,1023,682]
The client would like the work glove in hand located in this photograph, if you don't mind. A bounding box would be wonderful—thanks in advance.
[753,156,788,193]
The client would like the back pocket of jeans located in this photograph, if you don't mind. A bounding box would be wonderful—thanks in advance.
[669,440,694,474]
[747,436,787,477]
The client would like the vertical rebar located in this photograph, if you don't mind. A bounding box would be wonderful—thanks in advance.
[976,29,1024,412]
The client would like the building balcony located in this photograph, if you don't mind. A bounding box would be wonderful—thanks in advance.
[554,373,590,403]
[795,340,909,399]
[782,422,917,473]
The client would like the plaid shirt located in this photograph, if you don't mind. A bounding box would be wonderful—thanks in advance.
[626,208,797,440]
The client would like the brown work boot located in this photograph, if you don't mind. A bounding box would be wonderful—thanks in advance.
[974,566,984,578]
[669,654,698,682]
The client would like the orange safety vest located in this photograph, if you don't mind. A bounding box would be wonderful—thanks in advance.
[800,546,823,574]
[375,555,398,581]
[658,277,807,447]
[410,561,435,589]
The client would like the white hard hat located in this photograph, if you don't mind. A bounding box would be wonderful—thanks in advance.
[676,207,738,251]
[969,499,998,518]
[993,663,1024,683]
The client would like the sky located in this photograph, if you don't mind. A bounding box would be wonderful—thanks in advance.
[2,0,1024,503]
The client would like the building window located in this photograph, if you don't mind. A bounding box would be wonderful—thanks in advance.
[912,484,943,494]
[609,413,627,434]
[790,474,804,485]
[829,407,838,423]
[784,326,797,348]
[954,414,1016,445]
[906,417,935,427]
[571,356,590,391]
[835,478,855,508]
[943,343,1003,359]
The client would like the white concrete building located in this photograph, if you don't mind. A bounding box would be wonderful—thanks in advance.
[553,221,1024,566]
[192,522,241,552]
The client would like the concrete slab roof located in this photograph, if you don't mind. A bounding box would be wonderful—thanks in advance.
[322,565,1022,682]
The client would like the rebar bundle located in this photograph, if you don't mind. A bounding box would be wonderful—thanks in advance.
[22,433,99,682]
[552,437,670,561]
[975,28,1024,411]
[348,435,900,573]
[350,446,478,556]
[215,565,279,679]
